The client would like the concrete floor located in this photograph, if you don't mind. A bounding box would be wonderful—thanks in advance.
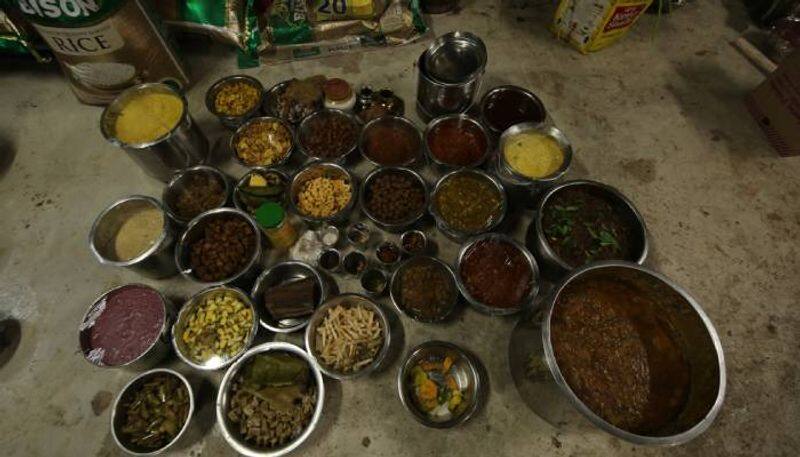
[1,1,799,456]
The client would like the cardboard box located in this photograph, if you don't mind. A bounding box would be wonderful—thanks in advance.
[746,50,800,157]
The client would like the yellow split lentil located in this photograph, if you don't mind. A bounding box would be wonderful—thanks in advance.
[503,132,564,179]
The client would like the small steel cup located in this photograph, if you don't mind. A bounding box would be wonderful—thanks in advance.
[162,165,231,225]
[101,83,208,182]
[89,195,178,279]
[205,75,265,130]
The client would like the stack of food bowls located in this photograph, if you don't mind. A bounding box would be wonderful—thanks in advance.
[416,31,487,119]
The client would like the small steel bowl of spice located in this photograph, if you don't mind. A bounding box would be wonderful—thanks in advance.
[346,222,371,247]
[289,162,357,224]
[297,108,361,163]
[233,168,289,215]
[304,294,391,379]
[317,248,342,273]
[206,75,264,130]
[456,233,540,316]
[175,208,262,287]
[376,241,401,268]
[400,230,428,256]
[430,169,507,241]
[390,256,459,323]
[497,123,573,187]
[343,251,368,276]
[360,167,428,232]
[231,116,294,168]
[251,261,329,333]
[425,114,490,169]
[361,268,388,297]
[359,115,423,166]
[216,342,325,456]
[111,368,194,454]
[163,165,230,225]
[172,285,258,371]
[89,195,177,279]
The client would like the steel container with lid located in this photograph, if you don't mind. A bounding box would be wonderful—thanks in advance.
[416,32,487,118]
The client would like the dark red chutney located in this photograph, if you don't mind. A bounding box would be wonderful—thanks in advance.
[483,89,545,133]
[81,285,165,366]
[460,239,533,309]
[428,118,487,166]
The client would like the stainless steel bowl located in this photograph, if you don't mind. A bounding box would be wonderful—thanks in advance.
[89,195,178,279]
[360,268,389,298]
[205,75,264,130]
[496,123,572,187]
[297,108,362,163]
[480,85,547,136]
[232,167,290,214]
[162,165,231,225]
[528,180,648,278]
[429,169,507,242]
[455,233,540,316]
[359,115,423,167]
[262,80,324,125]
[423,31,487,84]
[532,262,726,445]
[424,114,491,169]
[230,116,295,169]
[79,284,174,370]
[400,230,428,256]
[111,368,195,455]
[172,285,259,371]
[389,256,459,323]
[174,207,263,287]
[360,166,429,232]
[216,342,325,457]
[251,261,328,333]
[397,341,483,428]
[304,293,391,380]
[288,162,357,225]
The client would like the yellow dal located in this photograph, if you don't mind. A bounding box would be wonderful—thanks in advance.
[503,132,564,179]
[114,92,183,144]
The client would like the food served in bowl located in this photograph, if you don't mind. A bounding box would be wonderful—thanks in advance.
[409,356,468,421]
[111,369,193,454]
[226,352,318,448]
[315,303,383,373]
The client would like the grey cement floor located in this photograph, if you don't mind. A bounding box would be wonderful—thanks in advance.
[1,1,799,456]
